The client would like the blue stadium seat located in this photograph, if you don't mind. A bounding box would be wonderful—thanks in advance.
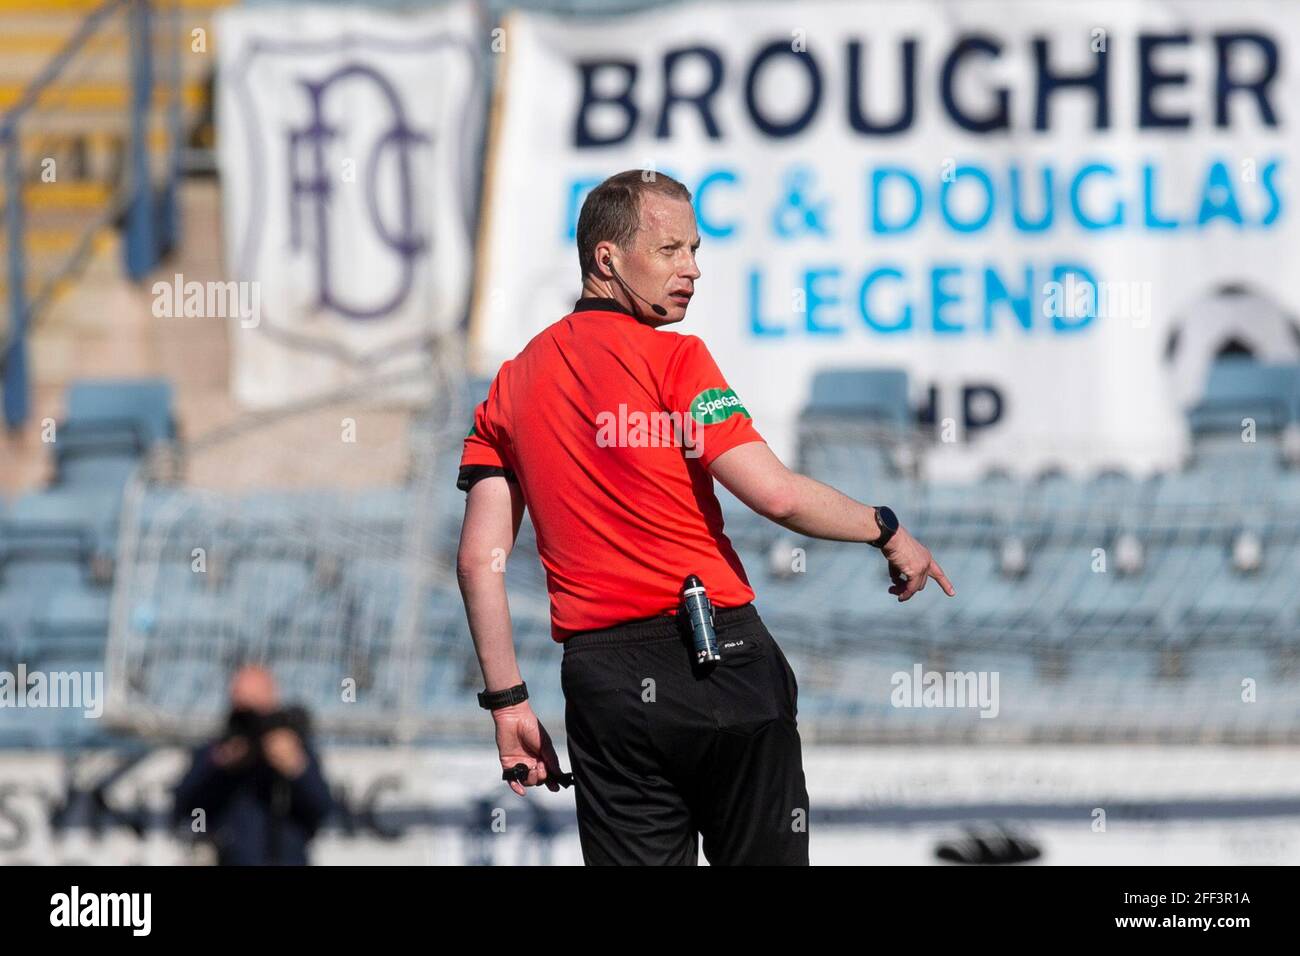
[3,487,121,556]
[64,378,177,447]
[0,559,87,649]
[51,380,177,488]
[55,454,140,493]
[1151,469,1235,509]
[30,585,112,663]
[1181,544,1294,635]
[801,368,910,426]
[1184,646,1275,681]
[940,545,1038,632]
[1188,359,1300,434]
[795,369,913,495]
[0,706,88,749]
[799,443,896,503]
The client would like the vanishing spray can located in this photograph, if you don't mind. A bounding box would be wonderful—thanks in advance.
[681,574,720,665]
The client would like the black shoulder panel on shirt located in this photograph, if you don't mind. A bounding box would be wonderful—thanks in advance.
[457,464,520,493]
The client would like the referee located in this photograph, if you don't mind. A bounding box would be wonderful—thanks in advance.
[456,170,955,865]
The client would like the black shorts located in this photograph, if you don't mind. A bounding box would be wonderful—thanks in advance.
[561,603,810,865]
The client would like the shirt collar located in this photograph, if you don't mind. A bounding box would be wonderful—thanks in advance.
[572,296,637,318]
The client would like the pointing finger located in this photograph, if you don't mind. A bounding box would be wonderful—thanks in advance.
[930,561,956,596]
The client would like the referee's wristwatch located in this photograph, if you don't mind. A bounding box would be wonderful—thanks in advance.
[478,681,528,711]
[868,506,899,549]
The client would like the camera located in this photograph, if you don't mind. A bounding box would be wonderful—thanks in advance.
[221,704,311,769]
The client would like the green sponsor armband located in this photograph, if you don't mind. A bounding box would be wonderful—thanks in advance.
[690,387,750,424]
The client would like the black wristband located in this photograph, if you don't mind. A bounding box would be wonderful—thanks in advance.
[478,681,528,711]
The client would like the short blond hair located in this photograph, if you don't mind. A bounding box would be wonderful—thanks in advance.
[576,170,692,280]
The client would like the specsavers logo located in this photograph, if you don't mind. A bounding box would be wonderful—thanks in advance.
[691,388,749,425]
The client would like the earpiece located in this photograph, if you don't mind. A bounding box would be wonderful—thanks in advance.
[601,253,668,317]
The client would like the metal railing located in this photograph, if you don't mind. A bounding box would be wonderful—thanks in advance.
[0,0,185,429]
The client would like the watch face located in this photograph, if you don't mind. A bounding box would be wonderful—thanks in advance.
[878,507,899,532]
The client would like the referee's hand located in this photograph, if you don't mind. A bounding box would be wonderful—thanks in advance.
[492,701,565,795]
[882,526,956,602]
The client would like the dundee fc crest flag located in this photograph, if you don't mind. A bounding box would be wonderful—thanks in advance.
[216,1,484,407]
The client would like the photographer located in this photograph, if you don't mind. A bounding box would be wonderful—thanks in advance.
[172,666,333,866]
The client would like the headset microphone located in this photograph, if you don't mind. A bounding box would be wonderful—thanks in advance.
[603,257,668,317]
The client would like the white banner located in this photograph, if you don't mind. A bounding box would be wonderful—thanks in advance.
[2,746,1295,865]
[474,0,1300,479]
[216,2,484,407]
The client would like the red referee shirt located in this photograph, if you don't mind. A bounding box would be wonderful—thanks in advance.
[458,297,763,641]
